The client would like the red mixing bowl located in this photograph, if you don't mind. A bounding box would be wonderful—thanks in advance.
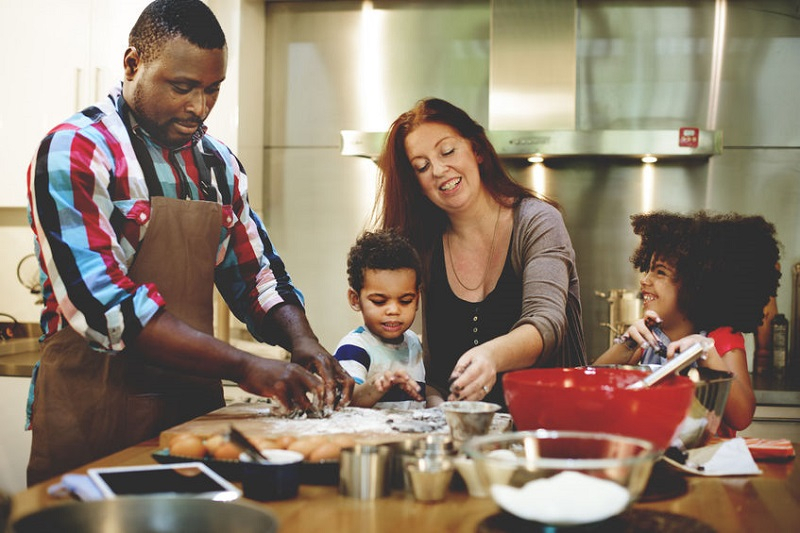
[503,367,696,450]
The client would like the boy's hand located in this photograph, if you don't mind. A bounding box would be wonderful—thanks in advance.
[372,369,424,401]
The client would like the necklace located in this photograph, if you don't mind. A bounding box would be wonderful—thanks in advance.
[445,204,502,292]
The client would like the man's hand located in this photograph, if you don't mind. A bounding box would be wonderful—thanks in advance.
[236,357,326,412]
[263,304,354,410]
[291,338,355,409]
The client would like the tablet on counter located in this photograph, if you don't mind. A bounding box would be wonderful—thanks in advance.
[87,462,241,501]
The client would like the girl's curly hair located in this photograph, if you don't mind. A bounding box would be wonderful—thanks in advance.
[630,211,781,333]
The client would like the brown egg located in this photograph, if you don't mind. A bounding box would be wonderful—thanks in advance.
[253,438,280,450]
[212,441,243,461]
[204,434,226,455]
[308,441,342,463]
[169,435,207,458]
[330,435,356,448]
[274,435,297,449]
[287,436,325,458]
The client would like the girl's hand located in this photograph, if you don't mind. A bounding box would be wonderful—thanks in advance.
[618,310,664,356]
[448,346,497,401]
[666,334,719,366]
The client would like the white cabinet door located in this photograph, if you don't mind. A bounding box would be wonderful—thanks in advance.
[0,0,151,208]
[0,0,91,207]
[0,377,32,495]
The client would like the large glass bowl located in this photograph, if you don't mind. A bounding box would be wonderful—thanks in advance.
[463,430,659,527]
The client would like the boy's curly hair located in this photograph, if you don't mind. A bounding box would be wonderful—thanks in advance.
[347,230,423,293]
[630,211,781,333]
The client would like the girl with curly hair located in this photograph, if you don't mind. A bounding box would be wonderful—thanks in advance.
[595,211,781,434]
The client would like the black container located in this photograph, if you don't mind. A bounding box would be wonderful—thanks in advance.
[240,450,303,501]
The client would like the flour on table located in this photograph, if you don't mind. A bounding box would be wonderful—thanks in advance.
[249,406,511,437]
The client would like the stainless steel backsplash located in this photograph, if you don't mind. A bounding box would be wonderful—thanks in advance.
[260,0,800,361]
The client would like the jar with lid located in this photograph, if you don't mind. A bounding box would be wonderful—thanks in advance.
[772,313,788,378]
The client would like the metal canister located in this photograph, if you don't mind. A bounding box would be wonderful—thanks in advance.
[338,444,391,500]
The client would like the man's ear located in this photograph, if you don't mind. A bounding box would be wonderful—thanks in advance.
[347,288,361,311]
[123,47,141,80]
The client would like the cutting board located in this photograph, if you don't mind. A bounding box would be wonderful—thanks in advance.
[159,402,443,448]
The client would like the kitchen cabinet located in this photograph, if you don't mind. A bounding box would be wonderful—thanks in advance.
[0,376,32,495]
[0,0,151,207]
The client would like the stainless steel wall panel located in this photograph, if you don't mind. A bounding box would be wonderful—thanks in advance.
[260,0,800,362]
[490,0,577,129]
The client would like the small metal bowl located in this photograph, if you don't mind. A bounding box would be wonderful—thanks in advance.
[440,401,501,445]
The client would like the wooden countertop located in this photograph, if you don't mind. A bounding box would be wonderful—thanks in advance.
[8,437,799,532]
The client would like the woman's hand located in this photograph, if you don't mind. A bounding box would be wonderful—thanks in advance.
[448,345,498,401]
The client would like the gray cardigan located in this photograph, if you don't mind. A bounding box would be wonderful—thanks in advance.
[509,197,586,367]
[421,197,586,369]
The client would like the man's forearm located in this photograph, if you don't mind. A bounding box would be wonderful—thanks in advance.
[260,303,321,353]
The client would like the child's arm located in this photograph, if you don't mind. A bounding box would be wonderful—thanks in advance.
[425,386,445,407]
[667,334,756,431]
[351,369,424,408]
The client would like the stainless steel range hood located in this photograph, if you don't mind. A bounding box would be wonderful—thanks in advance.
[340,0,721,162]
[340,128,722,162]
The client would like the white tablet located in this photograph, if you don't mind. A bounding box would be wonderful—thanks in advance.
[87,462,241,501]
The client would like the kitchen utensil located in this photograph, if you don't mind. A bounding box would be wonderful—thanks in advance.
[503,367,695,450]
[228,425,270,464]
[440,401,500,445]
[463,430,659,527]
[338,444,391,500]
[626,341,706,390]
[11,497,277,533]
[403,454,454,503]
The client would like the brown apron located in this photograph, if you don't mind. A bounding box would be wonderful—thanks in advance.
[27,196,226,486]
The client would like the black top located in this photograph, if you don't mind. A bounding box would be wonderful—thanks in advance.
[426,239,522,408]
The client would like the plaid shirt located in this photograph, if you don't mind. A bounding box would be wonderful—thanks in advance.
[28,83,303,351]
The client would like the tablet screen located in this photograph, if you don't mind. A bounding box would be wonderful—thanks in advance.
[88,463,240,500]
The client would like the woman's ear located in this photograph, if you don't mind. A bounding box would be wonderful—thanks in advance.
[347,288,361,311]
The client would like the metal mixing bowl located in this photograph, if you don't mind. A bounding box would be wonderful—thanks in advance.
[11,497,278,533]
[674,367,734,449]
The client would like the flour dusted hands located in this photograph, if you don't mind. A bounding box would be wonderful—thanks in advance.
[372,369,423,400]
[351,368,423,407]
[237,357,326,412]
[448,345,497,401]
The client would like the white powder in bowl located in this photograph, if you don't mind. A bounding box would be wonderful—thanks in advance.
[491,471,630,526]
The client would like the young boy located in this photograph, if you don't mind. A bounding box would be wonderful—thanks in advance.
[334,230,440,409]
[596,211,781,435]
